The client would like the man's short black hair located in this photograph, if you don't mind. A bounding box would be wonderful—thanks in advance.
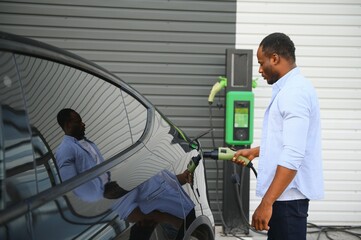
[57,108,75,129]
[260,32,296,63]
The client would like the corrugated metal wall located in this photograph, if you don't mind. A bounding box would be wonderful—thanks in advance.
[236,0,361,226]
[0,0,237,224]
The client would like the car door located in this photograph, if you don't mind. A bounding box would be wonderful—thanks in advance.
[0,32,214,240]
[1,51,192,240]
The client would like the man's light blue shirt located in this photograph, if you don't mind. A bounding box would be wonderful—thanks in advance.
[56,136,195,219]
[55,135,105,202]
[257,67,324,201]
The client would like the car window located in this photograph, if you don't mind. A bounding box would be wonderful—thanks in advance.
[14,54,146,161]
[0,51,37,209]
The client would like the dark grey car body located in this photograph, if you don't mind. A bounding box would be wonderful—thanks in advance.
[0,32,214,240]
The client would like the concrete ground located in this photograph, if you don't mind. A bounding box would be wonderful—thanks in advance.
[215,226,266,240]
[215,225,361,240]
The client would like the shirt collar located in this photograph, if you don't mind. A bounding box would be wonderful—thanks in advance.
[273,67,300,93]
[64,135,77,142]
[64,135,92,143]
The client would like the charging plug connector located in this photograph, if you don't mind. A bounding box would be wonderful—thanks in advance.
[203,147,257,177]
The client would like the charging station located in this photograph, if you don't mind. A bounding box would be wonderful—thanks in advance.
[222,49,253,235]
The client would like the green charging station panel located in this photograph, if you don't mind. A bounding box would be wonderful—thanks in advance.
[225,91,254,146]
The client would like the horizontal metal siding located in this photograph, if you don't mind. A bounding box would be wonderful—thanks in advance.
[236,0,361,226]
[0,0,237,225]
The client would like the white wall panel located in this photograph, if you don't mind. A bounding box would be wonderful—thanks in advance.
[236,0,361,226]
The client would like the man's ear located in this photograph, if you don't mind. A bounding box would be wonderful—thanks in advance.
[270,53,280,65]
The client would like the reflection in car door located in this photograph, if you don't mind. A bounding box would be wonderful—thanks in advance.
[0,32,214,240]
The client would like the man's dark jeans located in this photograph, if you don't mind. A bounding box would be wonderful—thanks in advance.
[268,199,309,240]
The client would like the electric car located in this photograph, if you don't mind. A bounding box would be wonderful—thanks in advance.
[0,31,214,240]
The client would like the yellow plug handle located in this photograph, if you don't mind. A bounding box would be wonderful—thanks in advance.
[218,147,250,165]
[208,77,227,104]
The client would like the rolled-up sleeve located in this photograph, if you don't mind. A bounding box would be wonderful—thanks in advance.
[278,87,311,170]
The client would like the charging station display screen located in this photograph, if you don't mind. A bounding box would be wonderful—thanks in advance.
[234,107,248,128]
[226,91,253,145]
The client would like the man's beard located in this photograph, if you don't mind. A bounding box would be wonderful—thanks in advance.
[266,69,280,85]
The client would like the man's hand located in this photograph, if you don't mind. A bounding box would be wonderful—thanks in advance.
[232,146,259,166]
[252,165,297,231]
[252,199,272,231]
[103,181,129,199]
[177,169,193,185]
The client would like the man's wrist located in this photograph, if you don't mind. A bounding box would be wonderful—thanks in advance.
[261,196,274,207]
[252,146,260,157]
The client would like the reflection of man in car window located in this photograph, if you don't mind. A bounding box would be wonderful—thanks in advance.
[56,108,124,202]
[55,108,196,239]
